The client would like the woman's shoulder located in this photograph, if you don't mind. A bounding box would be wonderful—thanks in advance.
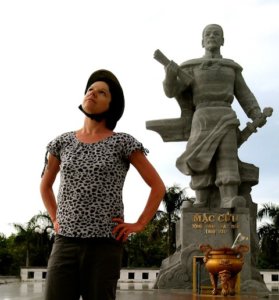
[53,131,74,140]
[48,131,75,145]
[114,131,133,137]
[113,132,148,155]
[113,132,139,141]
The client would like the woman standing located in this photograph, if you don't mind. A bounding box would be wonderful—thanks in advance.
[40,69,165,300]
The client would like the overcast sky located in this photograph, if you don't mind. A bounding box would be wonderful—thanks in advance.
[0,0,278,236]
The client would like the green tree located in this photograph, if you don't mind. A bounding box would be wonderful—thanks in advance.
[12,211,54,268]
[124,185,193,267]
[162,185,189,255]
[124,211,168,267]
[0,234,14,275]
[12,223,34,267]
[0,211,54,275]
[30,211,54,265]
[257,203,279,269]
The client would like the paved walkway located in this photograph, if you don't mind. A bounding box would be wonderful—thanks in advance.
[0,282,278,300]
[117,290,278,300]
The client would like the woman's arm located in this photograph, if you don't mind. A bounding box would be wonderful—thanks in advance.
[40,153,60,233]
[112,150,165,241]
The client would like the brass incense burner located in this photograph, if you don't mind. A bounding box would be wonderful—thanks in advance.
[200,244,249,296]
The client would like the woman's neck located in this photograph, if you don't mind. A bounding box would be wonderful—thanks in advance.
[75,118,113,143]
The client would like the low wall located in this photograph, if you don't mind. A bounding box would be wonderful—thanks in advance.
[260,270,279,293]
[0,276,20,284]
[20,266,278,292]
[20,267,47,281]
[20,267,159,284]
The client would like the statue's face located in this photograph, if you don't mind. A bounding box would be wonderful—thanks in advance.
[202,25,224,51]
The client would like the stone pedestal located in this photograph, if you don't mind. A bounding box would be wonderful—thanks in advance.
[182,208,252,281]
[154,206,269,295]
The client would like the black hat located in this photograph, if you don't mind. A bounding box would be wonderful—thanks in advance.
[84,69,125,130]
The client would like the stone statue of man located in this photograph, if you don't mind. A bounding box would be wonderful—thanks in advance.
[162,24,265,208]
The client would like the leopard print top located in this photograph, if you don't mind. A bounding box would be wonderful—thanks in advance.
[46,131,147,238]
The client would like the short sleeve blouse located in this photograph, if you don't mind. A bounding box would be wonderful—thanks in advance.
[46,131,147,238]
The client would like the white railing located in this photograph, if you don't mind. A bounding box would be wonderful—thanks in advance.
[259,270,279,293]
[20,267,159,283]
[20,267,279,292]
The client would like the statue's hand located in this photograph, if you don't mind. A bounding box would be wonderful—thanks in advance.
[250,108,266,127]
[250,107,273,128]
[250,108,272,128]
[250,108,262,121]
[258,114,267,128]
[257,107,273,127]
[164,60,179,80]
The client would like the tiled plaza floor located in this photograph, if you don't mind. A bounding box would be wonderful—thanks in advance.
[0,282,278,300]
[117,289,278,300]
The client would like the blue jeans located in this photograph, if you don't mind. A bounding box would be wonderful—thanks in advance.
[44,235,123,300]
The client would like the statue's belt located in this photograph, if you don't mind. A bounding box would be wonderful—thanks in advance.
[195,101,231,109]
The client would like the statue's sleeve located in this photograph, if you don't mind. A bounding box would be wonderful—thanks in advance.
[234,70,261,119]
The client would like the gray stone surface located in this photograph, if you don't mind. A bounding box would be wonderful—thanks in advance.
[155,208,250,286]
[147,24,272,295]
[147,24,273,210]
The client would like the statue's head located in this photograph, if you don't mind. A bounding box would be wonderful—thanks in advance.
[202,24,224,51]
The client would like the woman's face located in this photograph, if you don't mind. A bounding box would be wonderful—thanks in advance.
[82,81,112,115]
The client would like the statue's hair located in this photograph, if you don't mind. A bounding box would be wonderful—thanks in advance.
[202,24,224,38]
